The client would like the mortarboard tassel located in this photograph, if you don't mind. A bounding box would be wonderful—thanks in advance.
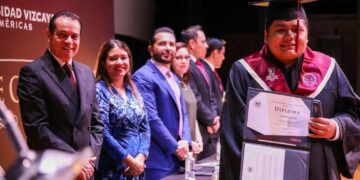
[296,0,300,52]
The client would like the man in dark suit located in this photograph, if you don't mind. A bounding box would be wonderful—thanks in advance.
[181,25,220,160]
[203,38,226,115]
[17,11,104,180]
[133,27,191,179]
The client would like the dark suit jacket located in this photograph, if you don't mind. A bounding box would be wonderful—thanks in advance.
[189,59,218,144]
[203,62,224,115]
[17,50,104,157]
[133,60,191,177]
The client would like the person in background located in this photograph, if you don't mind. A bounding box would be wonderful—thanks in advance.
[181,25,220,160]
[220,2,360,180]
[171,42,203,157]
[17,11,104,180]
[133,27,191,179]
[94,39,150,179]
[203,38,226,115]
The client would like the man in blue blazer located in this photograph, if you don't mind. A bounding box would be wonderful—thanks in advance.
[17,11,104,180]
[133,27,191,179]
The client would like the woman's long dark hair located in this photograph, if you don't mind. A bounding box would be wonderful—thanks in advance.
[95,39,139,98]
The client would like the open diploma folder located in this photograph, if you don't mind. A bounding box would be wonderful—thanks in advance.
[240,88,322,180]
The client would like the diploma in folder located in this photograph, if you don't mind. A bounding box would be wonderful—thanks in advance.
[240,88,322,180]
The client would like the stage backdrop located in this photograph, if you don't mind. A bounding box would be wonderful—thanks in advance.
[0,0,114,170]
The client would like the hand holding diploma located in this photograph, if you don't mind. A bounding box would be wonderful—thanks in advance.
[308,117,337,139]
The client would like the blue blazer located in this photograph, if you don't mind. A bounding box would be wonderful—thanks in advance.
[133,60,191,174]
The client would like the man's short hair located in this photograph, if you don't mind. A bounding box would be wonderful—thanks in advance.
[149,27,175,46]
[181,25,203,44]
[205,38,226,58]
[49,11,82,34]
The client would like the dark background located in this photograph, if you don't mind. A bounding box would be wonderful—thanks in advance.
[118,0,359,91]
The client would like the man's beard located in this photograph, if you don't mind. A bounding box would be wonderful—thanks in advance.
[153,53,172,64]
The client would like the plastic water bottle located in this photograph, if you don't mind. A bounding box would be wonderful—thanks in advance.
[185,152,195,180]
[212,165,219,180]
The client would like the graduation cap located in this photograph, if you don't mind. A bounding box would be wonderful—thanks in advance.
[249,0,317,7]
[249,0,318,52]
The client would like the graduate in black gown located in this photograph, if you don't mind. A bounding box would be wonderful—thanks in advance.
[220,1,360,179]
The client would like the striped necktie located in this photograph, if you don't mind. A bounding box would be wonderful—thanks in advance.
[214,70,223,92]
[63,63,77,89]
[196,59,210,85]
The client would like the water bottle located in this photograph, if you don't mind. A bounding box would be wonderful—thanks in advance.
[185,152,195,180]
[212,165,219,180]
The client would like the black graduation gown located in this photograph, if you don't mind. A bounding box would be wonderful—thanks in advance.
[220,52,360,180]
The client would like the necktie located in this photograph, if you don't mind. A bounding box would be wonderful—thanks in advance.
[166,71,183,138]
[196,59,210,85]
[63,63,77,89]
[214,70,224,92]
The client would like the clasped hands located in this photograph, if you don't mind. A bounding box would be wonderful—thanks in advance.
[207,116,220,134]
[76,157,96,180]
[175,140,189,161]
[191,141,203,154]
[123,154,146,177]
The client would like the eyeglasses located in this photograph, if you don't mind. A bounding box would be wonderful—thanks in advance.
[175,56,190,61]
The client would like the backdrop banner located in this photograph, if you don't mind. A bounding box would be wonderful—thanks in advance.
[0,0,114,170]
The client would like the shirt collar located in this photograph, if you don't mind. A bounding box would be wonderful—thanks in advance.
[151,59,171,77]
[203,59,215,71]
[48,48,73,67]
[190,55,197,63]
